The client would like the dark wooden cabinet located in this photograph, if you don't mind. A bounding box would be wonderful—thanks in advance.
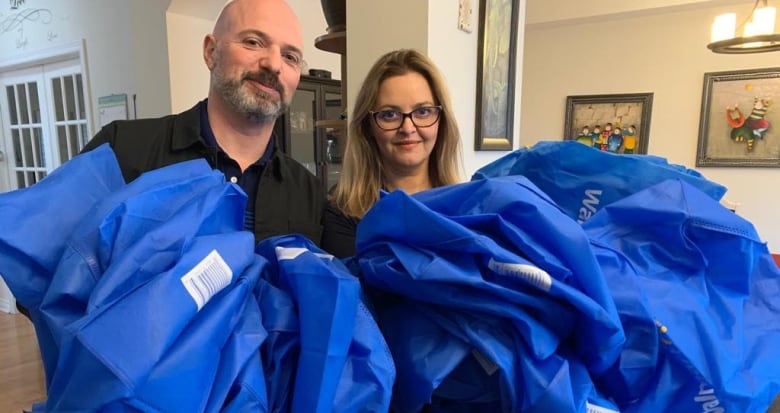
[275,75,344,193]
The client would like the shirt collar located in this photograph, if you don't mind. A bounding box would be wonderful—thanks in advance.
[198,99,277,166]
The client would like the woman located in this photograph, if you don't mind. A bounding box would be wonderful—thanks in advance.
[321,49,463,258]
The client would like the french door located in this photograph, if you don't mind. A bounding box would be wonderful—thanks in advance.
[0,58,90,190]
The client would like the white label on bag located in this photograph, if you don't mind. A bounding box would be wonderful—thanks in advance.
[275,246,334,261]
[488,258,552,291]
[181,250,232,310]
[586,402,619,413]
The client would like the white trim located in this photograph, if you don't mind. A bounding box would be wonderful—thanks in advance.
[0,41,82,72]
[0,40,95,146]
[0,276,17,314]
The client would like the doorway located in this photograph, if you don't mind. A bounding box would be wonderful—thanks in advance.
[0,46,91,192]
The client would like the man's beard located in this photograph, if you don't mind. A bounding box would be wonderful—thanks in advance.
[213,62,289,123]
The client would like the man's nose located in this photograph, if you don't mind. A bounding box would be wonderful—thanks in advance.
[259,46,283,73]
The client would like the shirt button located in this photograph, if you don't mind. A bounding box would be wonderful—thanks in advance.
[230,176,238,183]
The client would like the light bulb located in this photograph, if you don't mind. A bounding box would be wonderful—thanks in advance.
[752,6,777,35]
[712,13,737,42]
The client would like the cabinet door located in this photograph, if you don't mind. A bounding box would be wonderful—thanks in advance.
[287,84,318,176]
[321,86,343,192]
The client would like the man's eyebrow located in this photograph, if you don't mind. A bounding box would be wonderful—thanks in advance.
[237,29,302,55]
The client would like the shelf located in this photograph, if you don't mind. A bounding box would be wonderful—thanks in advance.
[314,30,346,55]
[315,119,346,129]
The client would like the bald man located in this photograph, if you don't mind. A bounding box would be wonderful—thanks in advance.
[82,0,324,245]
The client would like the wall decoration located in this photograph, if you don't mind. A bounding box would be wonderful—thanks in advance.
[474,0,519,151]
[696,67,780,167]
[564,93,653,155]
[1,6,53,49]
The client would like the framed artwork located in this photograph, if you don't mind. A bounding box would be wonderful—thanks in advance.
[563,93,653,155]
[474,0,519,151]
[696,67,780,167]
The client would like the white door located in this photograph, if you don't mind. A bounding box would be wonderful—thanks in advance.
[0,58,90,190]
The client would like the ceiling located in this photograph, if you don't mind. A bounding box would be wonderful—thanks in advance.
[167,0,752,26]
[526,0,748,26]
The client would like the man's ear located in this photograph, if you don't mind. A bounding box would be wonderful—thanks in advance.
[203,35,217,70]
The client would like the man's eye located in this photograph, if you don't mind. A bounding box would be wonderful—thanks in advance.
[243,38,264,48]
[379,111,400,120]
[283,53,301,64]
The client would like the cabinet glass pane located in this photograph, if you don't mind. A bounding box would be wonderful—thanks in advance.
[288,89,317,175]
[323,90,343,190]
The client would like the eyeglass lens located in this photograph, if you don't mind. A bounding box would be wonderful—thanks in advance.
[371,106,441,130]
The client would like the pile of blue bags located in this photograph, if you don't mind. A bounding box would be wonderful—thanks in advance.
[2,141,779,412]
[0,144,393,412]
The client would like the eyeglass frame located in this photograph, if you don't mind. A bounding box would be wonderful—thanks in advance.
[368,105,443,131]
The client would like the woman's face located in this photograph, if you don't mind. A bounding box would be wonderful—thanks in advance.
[369,72,439,175]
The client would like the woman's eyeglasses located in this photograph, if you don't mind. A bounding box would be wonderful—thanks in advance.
[369,106,442,131]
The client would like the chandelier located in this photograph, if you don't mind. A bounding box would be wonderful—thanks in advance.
[708,0,780,53]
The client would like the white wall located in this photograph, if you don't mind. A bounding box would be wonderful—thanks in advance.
[0,1,172,122]
[521,3,780,250]
[166,0,342,113]
[346,0,523,178]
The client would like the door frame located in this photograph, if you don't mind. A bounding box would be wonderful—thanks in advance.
[0,40,93,192]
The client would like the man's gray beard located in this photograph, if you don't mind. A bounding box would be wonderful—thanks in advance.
[216,78,288,124]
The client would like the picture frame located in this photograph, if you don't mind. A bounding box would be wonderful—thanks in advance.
[474,0,519,151]
[563,93,653,155]
[696,67,780,167]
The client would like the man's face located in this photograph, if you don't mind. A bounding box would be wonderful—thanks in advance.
[206,0,304,122]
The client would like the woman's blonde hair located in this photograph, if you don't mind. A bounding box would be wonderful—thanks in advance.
[331,49,462,218]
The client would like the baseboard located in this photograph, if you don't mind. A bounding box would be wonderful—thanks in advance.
[0,296,17,314]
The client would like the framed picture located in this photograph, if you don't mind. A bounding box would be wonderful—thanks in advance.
[474,0,519,151]
[564,93,653,155]
[696,67,780,167]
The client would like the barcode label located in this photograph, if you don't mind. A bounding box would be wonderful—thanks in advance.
[586,402,619,413]
[487,257,552,291]
[180,250,232,310]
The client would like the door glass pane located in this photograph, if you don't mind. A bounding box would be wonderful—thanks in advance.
[34,127,45,167]
[68,124,79,160]
[58,125,68,164]
[64,75,76,120]
[12,129,21,167]
[80,124,89,147]
[22,128,32,166]
[52,76,64,122]
[29,82,40,123]
[17,84,29,124]
[6,85,18,125]
[76,74,85,119]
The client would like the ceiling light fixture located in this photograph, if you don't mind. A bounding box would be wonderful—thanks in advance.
[708,0,780,53]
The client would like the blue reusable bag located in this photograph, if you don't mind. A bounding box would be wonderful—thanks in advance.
[0,143,124,310]
[44,232,265,413]
[355,176,625,412]
[471,140,727,223]
[254,234,395,413]
[583,179,780,413]
[0,144,125,386]
[37,160,231,386]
